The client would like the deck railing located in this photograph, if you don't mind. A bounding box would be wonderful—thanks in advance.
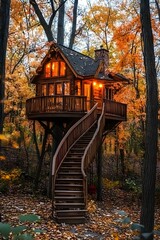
[26,96,127,120]
[104,99,127,120]
[26,95,88,114]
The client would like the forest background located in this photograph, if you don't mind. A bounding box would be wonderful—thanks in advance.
[0,0,160,239]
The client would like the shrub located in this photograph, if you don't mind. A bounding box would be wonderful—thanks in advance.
[0,214,43,239]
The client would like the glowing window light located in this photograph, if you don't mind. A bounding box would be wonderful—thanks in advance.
[99,84,103,88]
[93,81,97,86]
[60,62,66,76]
[45,62,51,77]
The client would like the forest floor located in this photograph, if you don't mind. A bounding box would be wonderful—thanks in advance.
[1,186,160,240]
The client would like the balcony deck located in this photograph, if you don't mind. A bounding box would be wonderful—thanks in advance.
[26,95,127,122]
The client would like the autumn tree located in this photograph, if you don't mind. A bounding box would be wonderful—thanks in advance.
[0,0,11,134]
[140,1,158,238]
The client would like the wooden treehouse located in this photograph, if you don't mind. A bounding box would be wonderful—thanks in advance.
[26,42,128,224]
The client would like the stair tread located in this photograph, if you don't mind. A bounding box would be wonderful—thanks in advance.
[56,209,86,213]
[55,190,83,193]
[58,172,82,174]
[55,196,84,199]
[55,203,85,206]
[56,178,83,181]
[56,184,83,186]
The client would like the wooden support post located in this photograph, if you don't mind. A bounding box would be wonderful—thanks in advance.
[97,144,103,201]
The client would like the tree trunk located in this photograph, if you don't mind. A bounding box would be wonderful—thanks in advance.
[119,148,125,179]
[34,129,48,190]
[97,144,103,201]
[0,0,11,134]
[30,0,54,42]
[48,123,64,197]
[140,0,158,238]
[57,0,65,44]
[69,0,78,49]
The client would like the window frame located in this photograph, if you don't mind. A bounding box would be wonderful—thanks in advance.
[44,61,66,78]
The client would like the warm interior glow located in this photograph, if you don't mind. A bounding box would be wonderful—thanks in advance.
[45,63,51,77]
[99,84,103,88]
[52,62,59,76]
[93,81,97,86]
[60,62,66,76]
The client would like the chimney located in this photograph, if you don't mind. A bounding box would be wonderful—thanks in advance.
[95,45,109,74]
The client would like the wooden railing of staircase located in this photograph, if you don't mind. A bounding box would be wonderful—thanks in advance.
[81,103,106,206]
[52,104,98,198]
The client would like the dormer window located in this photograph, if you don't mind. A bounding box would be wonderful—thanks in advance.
[52,62,59,76]
[60,62,66,76]
[45,63,51,77]
[45,61,66,77]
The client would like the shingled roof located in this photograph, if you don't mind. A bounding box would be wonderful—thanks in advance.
[32,42,129,83]
[58,44,99,77]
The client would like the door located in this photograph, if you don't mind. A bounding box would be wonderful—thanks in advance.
[84,83,91,110]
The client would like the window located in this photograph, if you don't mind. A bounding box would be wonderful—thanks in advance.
[75,81,81,95]
[60,62,66,76]
[56,83,62,95]
[49,84,54,95]
[42,84,47,96]
[45,63,51,77]
[52,62,59,76]
[106,88,113,100]
[64,82,70,95]
[45,61,66,77]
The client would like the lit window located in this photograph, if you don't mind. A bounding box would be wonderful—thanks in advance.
[56,83,62,94]
[64,82,70,95]
[75,81,81,95]
[60,62,66,76]
[45,63,51,77]
[42,84,47,96]
[52,62,59,76]
[49,84,54,95]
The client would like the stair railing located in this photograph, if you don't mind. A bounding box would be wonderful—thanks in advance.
[52,103,98,209]
[81,103,106,206]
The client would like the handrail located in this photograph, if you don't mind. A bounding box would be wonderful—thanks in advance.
[81,103,106,205]
[52,103,98,177]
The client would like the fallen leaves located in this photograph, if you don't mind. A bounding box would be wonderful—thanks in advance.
[0,188,160,239]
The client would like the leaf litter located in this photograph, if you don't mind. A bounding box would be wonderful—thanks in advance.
[0,188,160,240]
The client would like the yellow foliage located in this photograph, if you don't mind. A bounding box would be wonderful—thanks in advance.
[0,156,6,161]
[103,178,119,189]
[0,134,8,141]
[0,169,22,182]
[87,200,97,213]
[112,232,119,240]
[12,141,19,149]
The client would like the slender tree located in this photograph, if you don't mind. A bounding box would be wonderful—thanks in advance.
[57,0,65,44]
[30,0,67,42]
[0,0,11,134]
[69,0,78,48]
[140,0,158,239]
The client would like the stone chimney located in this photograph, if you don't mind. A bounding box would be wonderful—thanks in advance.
[95,45,109,74]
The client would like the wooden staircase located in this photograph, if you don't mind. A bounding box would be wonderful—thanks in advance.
[52,103,106,224]
[54,126,96,224]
